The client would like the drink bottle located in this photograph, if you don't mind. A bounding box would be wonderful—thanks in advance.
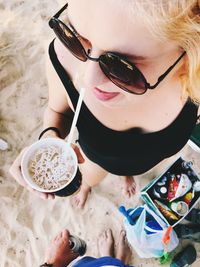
[69,236,87,256]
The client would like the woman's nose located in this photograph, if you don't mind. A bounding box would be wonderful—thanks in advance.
[82,49,108,88]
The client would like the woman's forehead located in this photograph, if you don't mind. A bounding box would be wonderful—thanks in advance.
[67,0,178,59]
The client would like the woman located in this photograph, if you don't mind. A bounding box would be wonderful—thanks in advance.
[10,0,200,208]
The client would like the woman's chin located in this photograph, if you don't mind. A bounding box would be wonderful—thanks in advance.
[96,94,128,108]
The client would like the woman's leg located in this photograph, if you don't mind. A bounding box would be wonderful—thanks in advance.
[72,147,108,209]
[73,146,137,208]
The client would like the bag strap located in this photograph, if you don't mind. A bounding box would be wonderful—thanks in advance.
[143,204,167,229]
[120,205,167,229]
[119,206,136,225]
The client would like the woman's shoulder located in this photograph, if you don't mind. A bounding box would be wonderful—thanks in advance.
[53,38,78,80]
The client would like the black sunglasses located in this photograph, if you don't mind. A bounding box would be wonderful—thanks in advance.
[49,3,186,95]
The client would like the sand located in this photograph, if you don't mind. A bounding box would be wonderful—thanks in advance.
[0,1,200,266]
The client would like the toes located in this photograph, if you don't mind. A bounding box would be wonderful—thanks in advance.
[120,230,126,241]
[106,229,112,238]
[80,196,87,208]
[98,231,105,244]
[77,198,85,209]
[78,202,84,209]
[75,198,80,206]
[130,186,136,194]
[105,229,112,240]
[126,190,131,198]
[127,189,132,198]
[123,176,137,197]
[105,229,108,238]
[126,188,135,198]
[132,182,136,190]
[71,189,90,209]
[72,196,83,209]
[72,196,79,206]
[99,232,103,239]
[121,230,130,248]
[103,230,107,239]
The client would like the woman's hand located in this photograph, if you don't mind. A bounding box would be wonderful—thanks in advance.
[71,143,85,164]
[9,147,55,200]
[39,128,85,164]
[44,229,79,267]
[9,140,85,200]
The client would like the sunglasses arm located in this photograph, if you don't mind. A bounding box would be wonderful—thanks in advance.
[147,51,186,90]
[53,3,68,19]
[147,70,174,90]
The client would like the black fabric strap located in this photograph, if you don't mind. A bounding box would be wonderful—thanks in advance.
[49,39,79,110]
[38,127,61,140]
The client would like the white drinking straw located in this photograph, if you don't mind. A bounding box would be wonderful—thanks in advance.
[67,87,85,145]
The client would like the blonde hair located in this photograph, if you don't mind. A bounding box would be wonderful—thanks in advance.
[128,0,200,104]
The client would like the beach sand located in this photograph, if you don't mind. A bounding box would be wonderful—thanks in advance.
[0,1,200,266]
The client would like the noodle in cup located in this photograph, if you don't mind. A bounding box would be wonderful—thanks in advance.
[21,138,82,197]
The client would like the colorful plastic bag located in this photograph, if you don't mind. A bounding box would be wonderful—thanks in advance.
[119,205,179,258]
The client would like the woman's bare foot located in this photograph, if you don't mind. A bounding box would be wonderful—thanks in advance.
[98,229,115,257]
[122,176,136,198]
[72,182,91,209]
[116,230,132,264]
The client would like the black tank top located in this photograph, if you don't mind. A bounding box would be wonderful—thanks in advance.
[49,39,198,176]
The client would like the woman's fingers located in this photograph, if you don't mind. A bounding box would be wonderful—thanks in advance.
[27,186,55,200]
[71,144,85,164]
[62,229,70,240]
[9,147,29,187]
[9,147,55,200]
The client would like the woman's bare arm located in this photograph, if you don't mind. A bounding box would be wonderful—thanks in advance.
[9,45,84,200]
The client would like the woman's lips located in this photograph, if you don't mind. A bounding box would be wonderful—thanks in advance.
[93,87,120,101]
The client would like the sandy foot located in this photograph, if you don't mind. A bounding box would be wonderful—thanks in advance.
[116,230,132,264]
[72,182,91,209]
[98,229,115,257]
[122,176,136,198]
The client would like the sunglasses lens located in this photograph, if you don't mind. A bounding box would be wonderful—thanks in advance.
[53,20,87,61]
[99,54,146,94]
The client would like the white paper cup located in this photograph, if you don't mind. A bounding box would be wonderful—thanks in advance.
[21,138,82,196]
